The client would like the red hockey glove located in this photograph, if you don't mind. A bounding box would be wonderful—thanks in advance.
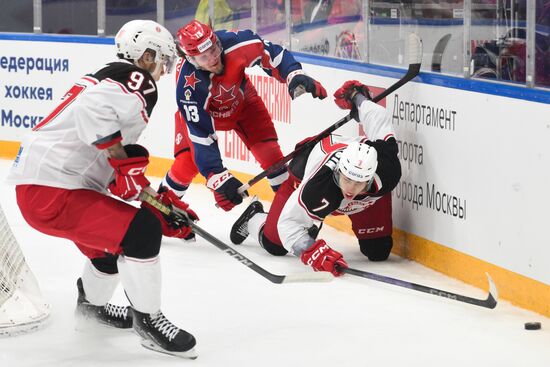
[300,239,348,277]
[333,80,372,110]
[288,71,327,100]
[206,170,248,211]
[108,144,150,201]
[142,189,199,239]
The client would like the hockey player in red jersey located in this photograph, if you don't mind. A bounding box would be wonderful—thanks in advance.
[7,20,198,359]
[159,20,327,213]
[229,80,401,276]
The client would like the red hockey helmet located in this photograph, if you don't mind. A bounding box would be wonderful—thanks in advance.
[177,20,218,56]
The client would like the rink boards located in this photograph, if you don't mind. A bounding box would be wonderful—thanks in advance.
[0,34,548,317]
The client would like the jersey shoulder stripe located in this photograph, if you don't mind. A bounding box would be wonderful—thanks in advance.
[216,29,259,50]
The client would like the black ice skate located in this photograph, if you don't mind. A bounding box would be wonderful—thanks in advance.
[132,309,198,359]
[75,278,133,329]
[230,200,264,245]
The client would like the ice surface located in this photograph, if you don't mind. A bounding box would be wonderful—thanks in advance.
[0,160,548,367]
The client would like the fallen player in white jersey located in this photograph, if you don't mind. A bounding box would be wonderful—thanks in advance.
[230,80,402,276]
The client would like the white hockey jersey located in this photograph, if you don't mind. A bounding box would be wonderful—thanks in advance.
[7,61,158,192]
[279,99,401,255]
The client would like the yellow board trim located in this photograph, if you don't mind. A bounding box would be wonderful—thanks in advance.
[0,140,21,159]
[2,140,548,317]
[391,230,550,317]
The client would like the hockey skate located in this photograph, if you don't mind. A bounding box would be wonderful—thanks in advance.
[230,200,264,244]
[132,309,198,359]
[75,278,133,329]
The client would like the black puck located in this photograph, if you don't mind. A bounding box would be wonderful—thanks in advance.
[524,322,541,330]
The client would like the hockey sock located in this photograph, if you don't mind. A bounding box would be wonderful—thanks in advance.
[161,172,190,198]
[248,212,267,244]
[266,166,289,192]
[117,255,161,314]
[81,260,120,305]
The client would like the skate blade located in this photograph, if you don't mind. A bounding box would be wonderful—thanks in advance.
[140,339,198,359]
[74,313,132,333]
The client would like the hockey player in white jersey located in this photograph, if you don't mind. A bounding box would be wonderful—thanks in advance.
[6,20,198,358]
[230,80,401,276]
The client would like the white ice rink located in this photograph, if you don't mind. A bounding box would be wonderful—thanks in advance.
[0,159,549,367]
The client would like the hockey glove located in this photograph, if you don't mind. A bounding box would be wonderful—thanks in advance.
[333,80,372,110]
[206,170,248,211]
[142,189,199,239]
[294,135,320,151]
[288,71,327,100]
[108,144,150,201]
[300,239,348,277]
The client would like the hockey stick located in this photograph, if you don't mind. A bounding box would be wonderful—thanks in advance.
[139,191,333,284]
[336,265,498,309]
[431,33,452,72]
[237,33,423,195]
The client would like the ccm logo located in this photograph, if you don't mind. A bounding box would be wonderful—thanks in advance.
[210,172,231,189]
[127,167,147,175]
[357,226,385,234]
[305,244,329,265]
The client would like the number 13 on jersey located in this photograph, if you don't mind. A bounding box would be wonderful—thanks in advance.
[181,105,199,123]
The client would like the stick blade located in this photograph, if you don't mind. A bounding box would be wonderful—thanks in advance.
[484,272,499,309]
[407,33,423,65]
[281,272,334,284]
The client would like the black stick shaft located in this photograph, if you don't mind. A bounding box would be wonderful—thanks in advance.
[188,222,287,283]
[189,222,331,284]
[238,62,421,194]
[238,113,352,193]
[138,191,332,284]
[338,266,497,309]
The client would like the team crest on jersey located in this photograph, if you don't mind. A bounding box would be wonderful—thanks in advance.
[213,84,236,104]
[336,197,380,215]
[184,89,192,101]
[184,71,200,90]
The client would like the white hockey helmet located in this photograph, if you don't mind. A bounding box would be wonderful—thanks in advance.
[338,141,378,183]
[115,20,177,73]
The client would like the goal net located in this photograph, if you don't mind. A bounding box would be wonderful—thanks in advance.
[0,203,49,337]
